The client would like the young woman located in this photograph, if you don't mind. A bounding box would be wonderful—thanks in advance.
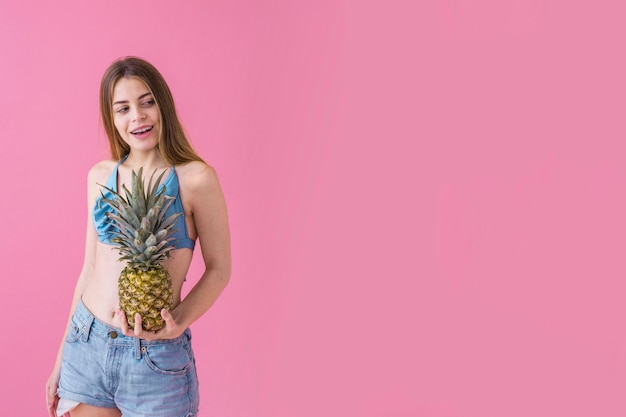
[45,56,231,417]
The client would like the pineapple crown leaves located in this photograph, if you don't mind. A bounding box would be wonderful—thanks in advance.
[97,166,183,266]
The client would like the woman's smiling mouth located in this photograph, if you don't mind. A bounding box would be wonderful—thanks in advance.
[131,126,154,136]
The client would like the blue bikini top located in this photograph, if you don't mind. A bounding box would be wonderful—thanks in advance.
[93,156,196,250]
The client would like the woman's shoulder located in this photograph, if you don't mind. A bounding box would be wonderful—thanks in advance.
[176,161,217,182]
[87,159,119,184]
[175,160,219,188]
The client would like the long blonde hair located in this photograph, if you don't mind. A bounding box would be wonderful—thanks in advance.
[99,56,203,165]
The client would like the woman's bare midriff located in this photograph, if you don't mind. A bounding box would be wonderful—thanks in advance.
[81,242,194,327]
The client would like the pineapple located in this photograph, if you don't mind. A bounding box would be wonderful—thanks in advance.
[99,167,182,331]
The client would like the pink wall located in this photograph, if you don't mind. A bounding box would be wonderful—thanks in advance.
[2,1,626,416]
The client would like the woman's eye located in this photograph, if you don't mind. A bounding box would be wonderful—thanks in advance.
[116,107,129,113]
[142,100,155,106]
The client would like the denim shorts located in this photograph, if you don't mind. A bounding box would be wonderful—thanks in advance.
[57,299,199,417]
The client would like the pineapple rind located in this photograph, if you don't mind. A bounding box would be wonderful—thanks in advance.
[119,264,174,331]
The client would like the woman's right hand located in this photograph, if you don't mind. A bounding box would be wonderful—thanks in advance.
[45,367,60,417]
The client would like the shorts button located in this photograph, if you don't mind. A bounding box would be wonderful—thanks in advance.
[110,331,118,339]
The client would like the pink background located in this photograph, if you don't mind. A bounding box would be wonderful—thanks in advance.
[1,1,626,416]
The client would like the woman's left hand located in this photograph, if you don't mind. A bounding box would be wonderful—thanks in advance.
[116,308,184,340]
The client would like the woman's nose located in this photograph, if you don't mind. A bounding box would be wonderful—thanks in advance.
[131,108,146,122]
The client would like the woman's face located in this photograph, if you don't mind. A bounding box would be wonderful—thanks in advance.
[112,76,161,154]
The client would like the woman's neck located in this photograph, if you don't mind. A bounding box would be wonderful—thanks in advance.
[123,150,169,171]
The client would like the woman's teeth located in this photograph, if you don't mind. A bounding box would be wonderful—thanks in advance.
[132,126,153,135]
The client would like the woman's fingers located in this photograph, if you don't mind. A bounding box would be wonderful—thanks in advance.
[117,307,180,340]
[161,308,176,328]
[133,313,143,337]
[116,308,131,335]
[45,381,58,417]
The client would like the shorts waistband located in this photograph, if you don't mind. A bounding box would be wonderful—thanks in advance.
[74,298,190,347]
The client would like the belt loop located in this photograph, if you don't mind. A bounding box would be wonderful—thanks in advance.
[134,337,141,359]
[80,314,94,342]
